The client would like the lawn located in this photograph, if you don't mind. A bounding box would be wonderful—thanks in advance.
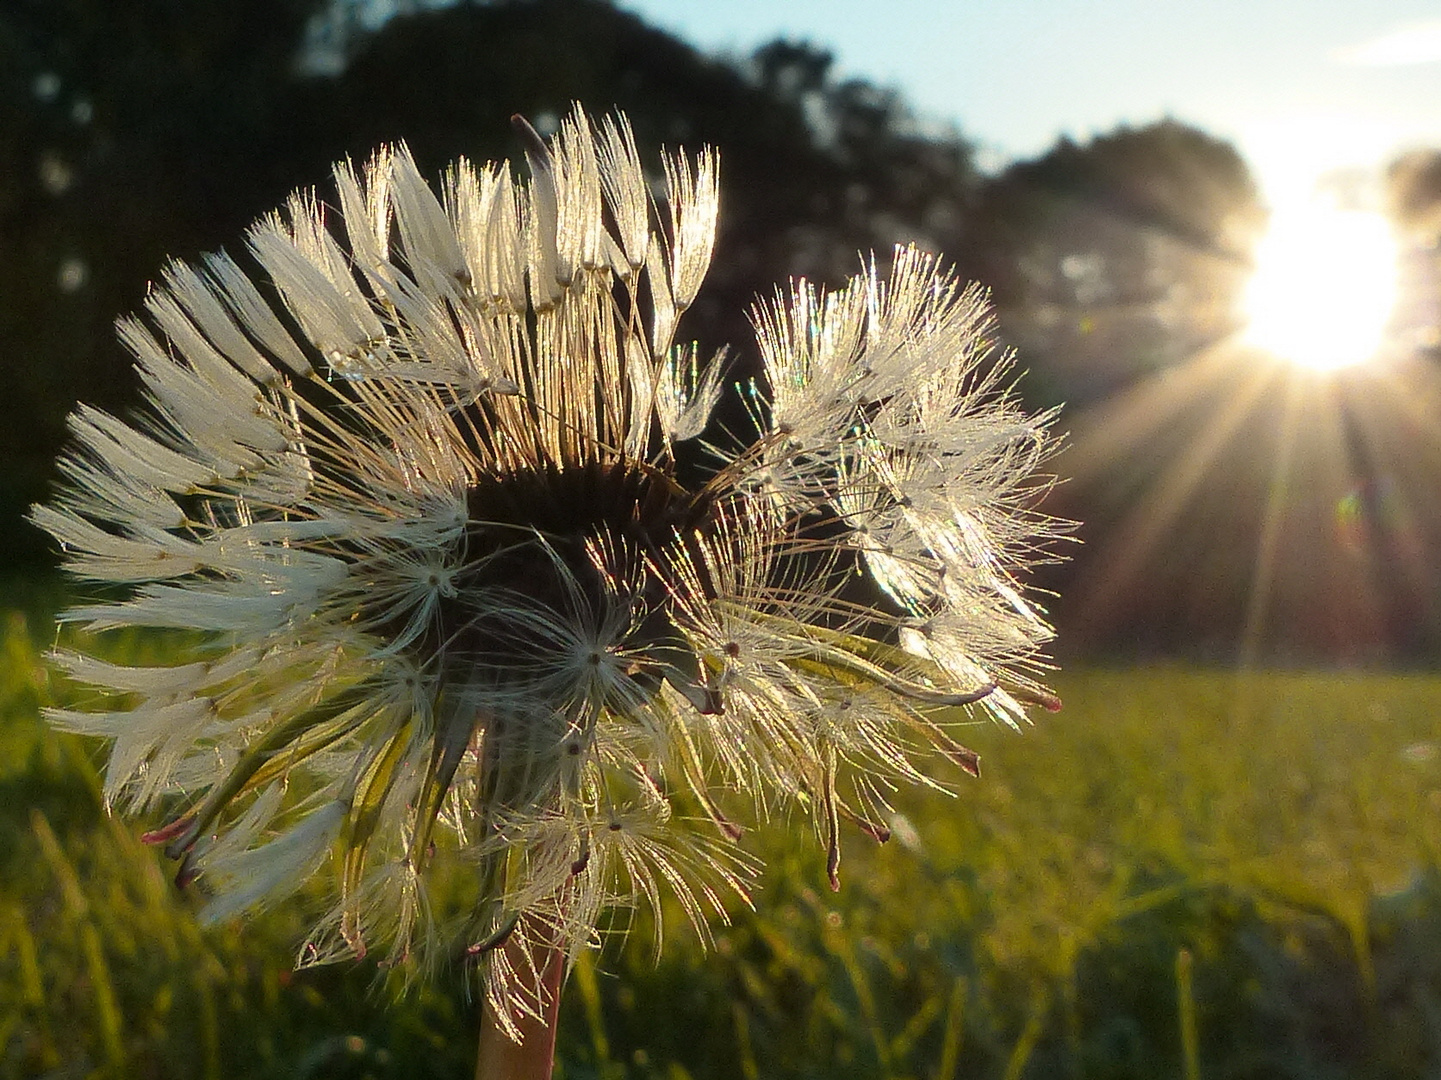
[3,596,1440,1079]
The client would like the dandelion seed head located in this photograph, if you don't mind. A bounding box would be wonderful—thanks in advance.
[37,105,1062,1027]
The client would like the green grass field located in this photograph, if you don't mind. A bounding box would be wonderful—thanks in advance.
[4,597,1441,1079]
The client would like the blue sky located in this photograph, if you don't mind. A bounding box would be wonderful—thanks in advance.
[619,0,1441,191]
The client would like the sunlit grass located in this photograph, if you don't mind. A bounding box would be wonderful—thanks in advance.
[5,598,1441,1077]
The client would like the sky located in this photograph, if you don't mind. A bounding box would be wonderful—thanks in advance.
[618,0,1441,197]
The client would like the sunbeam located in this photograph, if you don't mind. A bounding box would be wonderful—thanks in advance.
[1031,121,1441,665]
[1237,374,1305,668]
[1051,329,1441,661]
[1062,342,1279,649]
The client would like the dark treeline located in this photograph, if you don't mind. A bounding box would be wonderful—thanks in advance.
[2,0,982,547]
[966,121,1264,405]
[8,0,1436,662]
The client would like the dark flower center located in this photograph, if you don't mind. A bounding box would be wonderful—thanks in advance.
[416,458,717,684]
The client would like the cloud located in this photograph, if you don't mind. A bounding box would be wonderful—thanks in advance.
[1335,20,1441,66]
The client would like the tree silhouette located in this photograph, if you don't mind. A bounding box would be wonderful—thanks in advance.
[961,120,1265,406]
[0,0,329,556]
[305,1,978,366]
[0,0,981,562]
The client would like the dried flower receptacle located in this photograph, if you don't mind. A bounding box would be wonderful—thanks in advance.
[37,106,1061,1031]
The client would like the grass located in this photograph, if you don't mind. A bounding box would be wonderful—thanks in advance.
[4,597,1441,1078]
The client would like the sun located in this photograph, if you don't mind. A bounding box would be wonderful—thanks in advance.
[1240,185,1401,372]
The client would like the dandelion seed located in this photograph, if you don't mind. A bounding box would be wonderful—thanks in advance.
[36,105,1062,1038]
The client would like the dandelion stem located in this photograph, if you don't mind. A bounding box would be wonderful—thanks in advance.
[476,930,564,1080]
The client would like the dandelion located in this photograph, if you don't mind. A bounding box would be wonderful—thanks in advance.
[36,106,1061,1074]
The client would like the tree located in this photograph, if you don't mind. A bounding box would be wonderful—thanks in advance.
[306,1,978,365]
[0,0,983,564]
[1387,149,1441,239]
[0,0,329,556]
[960,120,1265,406]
